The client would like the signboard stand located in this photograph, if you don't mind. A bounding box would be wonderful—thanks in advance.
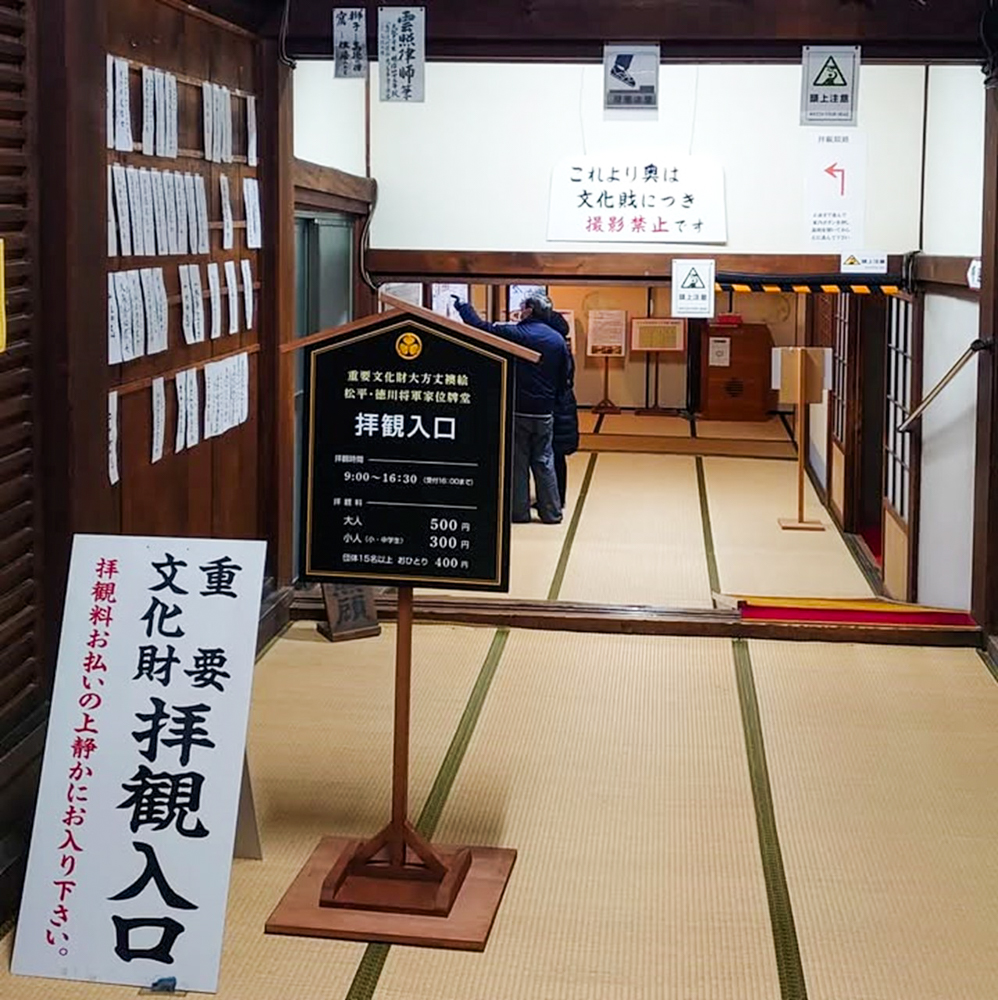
[777,348,826,532]
[592,357,620,414]
[266,295,524,950]
[637,352,668,414]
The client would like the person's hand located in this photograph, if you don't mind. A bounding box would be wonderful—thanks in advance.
[451,294,462,306]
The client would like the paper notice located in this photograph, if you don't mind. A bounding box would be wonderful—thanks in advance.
[155,268,170,352]
[152,377,166,463]
[154,69,167,156]
[186,367,200,448]
[139,169,156,256]
[203,362,215,439]
[114,57,133,152]
[106,55,115,150]
[144,267,168,355]
[125,167,145,256]
[165,73,179,157]
[162,171,179,255]
[224,260,239,333]
[240,259,254,328]
[114,272,135,362]
[247,95,258,167]
[189,264,206,343]
[107,166,118,257]
[151,170,169,256]
[108,391,120,485]
[207,262,222,340]
[179,264,195,345]
[243,177,262,249]
[107,273,122,365]
[128,269,146,358]
[220,174,234,250]
[184,173,200,254]
[175,172,189,259]
[175,369,187,453]
[202,82,214,163]
[112,164,132,256]
[222,87,233,163]
[195,174,210,254]
[142,66,155,153]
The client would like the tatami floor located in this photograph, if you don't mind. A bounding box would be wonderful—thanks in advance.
[7,623,998,1000]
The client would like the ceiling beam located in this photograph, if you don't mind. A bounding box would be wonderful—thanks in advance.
[270,0,985,61]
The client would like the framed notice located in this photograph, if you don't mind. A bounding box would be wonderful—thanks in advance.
[557,310,576,353]
[586,310,627,358]
[12,535,266,992]
[631,318,686,353]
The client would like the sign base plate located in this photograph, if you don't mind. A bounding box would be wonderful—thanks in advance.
[592,398,621,414]
[778,517,826,532]
[265,836,517,950]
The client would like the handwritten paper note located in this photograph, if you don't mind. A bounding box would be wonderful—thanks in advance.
[175,369,187,453]
[163,171,179,255]
[243,177,262,249]
[114,272,134,362]
[247,95,258,167]
[142,66,155,152]
[189,264,206,343]
[112,164,131,256]
[151,169,169,255]
[195,175,210,253]
[107,273,122,365]
[165,72,179,157]
[139,169,156,255]
[154,69,167,156]
[240,259,254,328]
[151,377,166,463]
[107,166,118,256]
[125,167,145,256]
[155,268,170,351]
[224,260,239,334]
[108,391,120,485]
[208,262,222,340]
[113,57,133,152]
[220,174,234,250]
[143,267,168,355]
[175,172,189,259]
[179,264,195,345]
[222,87,233,163]
[106,55,115,149]
[128,270,146,358]
[186,367,200,448]
[202,82,215,163]
[184,173,200,254]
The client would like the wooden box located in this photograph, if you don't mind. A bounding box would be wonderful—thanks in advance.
[699,322,775,421]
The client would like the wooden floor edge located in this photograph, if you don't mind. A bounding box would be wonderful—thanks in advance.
[289,595,982,648]
[578,433,796,459]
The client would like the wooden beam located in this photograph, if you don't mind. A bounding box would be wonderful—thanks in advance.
[275,0,983,61]
[914,254,977,289]
[366,249,903,284]
[294,158,376,206]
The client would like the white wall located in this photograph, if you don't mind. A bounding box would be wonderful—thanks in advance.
[293,61,367,177]
[369,62,925,253]
[918,295,979,609]
[922,66,984,255]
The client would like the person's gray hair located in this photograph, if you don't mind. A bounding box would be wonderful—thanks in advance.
[521,291,553,314]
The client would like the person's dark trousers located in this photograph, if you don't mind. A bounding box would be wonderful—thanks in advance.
[554,452,568,508]
[512,414,562,523]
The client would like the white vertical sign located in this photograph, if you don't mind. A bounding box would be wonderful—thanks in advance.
[671,259,716,319]
[801,45,860,126]
[378,7,424,102]
[11,535,266,993]
[805,130,867,249]
[151,377,166,463]
[334,8,368,78]
[107,392,119,484]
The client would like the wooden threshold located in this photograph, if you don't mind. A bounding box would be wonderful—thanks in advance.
[580,433,796,459]
[290,592,982,648]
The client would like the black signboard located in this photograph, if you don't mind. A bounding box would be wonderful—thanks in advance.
[302,314,515,591]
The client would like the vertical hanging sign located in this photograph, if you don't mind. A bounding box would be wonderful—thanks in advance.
[603,44,659,110]
[801,45,860,126]
[378,7,425,102]
[333,9,368,78]
[671,259,716,319]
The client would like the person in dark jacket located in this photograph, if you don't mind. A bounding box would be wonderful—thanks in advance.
[452,294,569,524]
[546,309,579,507]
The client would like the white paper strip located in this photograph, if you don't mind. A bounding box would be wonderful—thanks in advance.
[125,167,145,256]
[151,376,166,463]
[247,95,258,166]
[128,269,146,358]
[212,85,225,164]
[154,69,168,156]
[144,267,168,355]
[186,367,200,448]
[162,170,179,255]
[175,368,187,452]
[240,258,254,328]
[156,268,170,352]
[184,173,200,255]
[165,72,179,157]
[108,391,120,484]
[114,272,135,362]
[202,361,214,439]
[179,264,195,345]
[220,174,234,249]
[107,272,122,365]
[151,169,169,255]
[107,166,118,257]
[223,87,233,163]
[175,172,189,258]
[208,262,222,340]
[138,268,156,352]
[189,264,206,343]
[112,164,132,256]
[139,169,156,255]
[224,259,239,333]
[202,81,215,163]
[141,66,155,152]
[106,54,115,150]
[240,352,249,423]
[195,174,210,254]
[113,57,133,152]
[243,177,262,249]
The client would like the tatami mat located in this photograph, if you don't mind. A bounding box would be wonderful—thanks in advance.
[751,641,998,1000]
[376,631,780,1000]
[558,453,714,608]
[599,412,691,437]
[696,417,791,441]
[425,451,589,601]
[704,456,873,599]
[0,622,494,1000]
[577,410,599,434]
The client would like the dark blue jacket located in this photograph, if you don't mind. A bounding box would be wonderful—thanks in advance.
[455,302,569,416]
[547,312,579,455]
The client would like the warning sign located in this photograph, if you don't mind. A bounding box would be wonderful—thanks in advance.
[672,259,715,319]
[801,45,859,126]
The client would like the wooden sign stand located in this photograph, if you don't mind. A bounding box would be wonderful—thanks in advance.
[592,357,620,414]
[778,347,825,532]
[266,587,517,950]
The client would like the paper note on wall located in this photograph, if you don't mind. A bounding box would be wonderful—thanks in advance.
[220,174,234,250]
[107,272,122,365]
[208,263,222,340]
[241,259,254,328]
[175,369,187,452]
[107,391,120,485]
[151,376,166,463]
[224,260,239,333]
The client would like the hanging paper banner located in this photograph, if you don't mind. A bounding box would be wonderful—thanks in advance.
[378,7,425,102]
[548,153,727,244]
[333,8,368,78]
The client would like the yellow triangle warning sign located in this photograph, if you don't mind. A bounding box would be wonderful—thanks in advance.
[844,255,860,266]
[813,56,848,87]
[681,268,705,290]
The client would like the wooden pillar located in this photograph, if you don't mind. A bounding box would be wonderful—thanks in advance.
[973,79,998,635]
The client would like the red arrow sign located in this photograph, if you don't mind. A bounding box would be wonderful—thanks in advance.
[825,162,846,197]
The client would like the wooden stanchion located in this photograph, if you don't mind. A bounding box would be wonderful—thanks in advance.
[592,356,621,414]
[779,347,825,532]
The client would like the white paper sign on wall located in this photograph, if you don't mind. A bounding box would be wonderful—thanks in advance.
[603,44,659,110]
[840,252,887,274]
[378,7,424,102]
[333,8,368,79]
[548,153,727,244]
[801,45,860,126]
[805,130,867,249]
[968,259,982,290]
[13,535,266,993]
[671,259,716,319]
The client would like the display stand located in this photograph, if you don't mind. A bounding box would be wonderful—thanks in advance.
[266,587,516,948]
[592,357,620,413]
[778,347,825,532]
[637,353,671,415]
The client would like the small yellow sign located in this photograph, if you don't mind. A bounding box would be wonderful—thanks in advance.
[396,331,422,360]
[0,237,7,354]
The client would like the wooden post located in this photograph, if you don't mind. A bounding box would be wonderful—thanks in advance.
[389,586,413,865]
[779,347,825,532]
[593,357,620,413]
